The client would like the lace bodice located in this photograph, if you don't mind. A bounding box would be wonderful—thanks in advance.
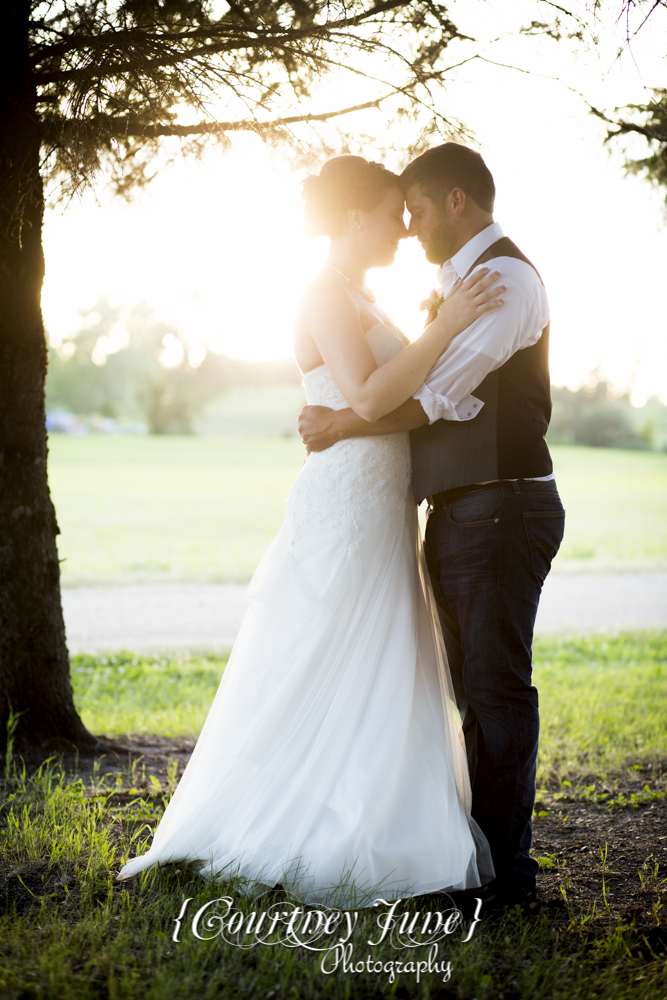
[286,323,413,547]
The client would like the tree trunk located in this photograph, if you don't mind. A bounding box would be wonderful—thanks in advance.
[0,1,97,758]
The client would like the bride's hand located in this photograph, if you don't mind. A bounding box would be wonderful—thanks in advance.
[436,267,506,338]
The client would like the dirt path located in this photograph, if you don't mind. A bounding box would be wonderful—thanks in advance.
[62,572,667,652]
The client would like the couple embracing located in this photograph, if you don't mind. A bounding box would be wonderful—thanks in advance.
[118,143,565,914]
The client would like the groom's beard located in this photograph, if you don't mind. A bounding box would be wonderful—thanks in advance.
[420,220,456,265]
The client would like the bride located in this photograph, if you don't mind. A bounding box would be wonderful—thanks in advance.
[116,155,505,906]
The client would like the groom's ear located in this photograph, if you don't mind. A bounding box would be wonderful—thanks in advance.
[448,187,467,218]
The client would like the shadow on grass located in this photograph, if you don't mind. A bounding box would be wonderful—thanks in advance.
[1,749,666,999]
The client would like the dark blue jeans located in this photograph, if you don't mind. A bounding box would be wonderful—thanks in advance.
[423,479,565,892]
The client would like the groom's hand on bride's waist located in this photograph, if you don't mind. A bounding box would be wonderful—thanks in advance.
[297,405,346,452]
[298,399,429,451]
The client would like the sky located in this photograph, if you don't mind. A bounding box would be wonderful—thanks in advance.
[41,0,667,404]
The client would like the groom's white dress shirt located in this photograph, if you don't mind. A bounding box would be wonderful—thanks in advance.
[413,222,550,425]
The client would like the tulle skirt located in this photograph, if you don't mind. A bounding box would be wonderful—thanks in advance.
[117,449,494,906]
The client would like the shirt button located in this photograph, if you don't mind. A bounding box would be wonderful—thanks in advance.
[467,412,472,416]
[473,403,478,408]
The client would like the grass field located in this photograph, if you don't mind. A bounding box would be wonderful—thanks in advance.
[2,633,667,999]
[49,435,305,584]
[48,436,667,585]
[69,633,667,790]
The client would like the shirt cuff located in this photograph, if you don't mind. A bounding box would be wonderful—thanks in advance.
[413,386,485,423]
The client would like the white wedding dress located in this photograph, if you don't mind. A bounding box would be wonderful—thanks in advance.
[117,323,494,905]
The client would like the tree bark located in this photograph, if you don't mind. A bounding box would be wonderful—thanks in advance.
[0,1,97,758]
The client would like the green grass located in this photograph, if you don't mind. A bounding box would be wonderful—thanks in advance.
[48,434,305,584]
[0,769,664,1000]
[48,437,667,585]
[2,633,667,998]
[1,632,666,999]
[71,651,229,739]
[550,447,667,565]
[534,632,667,787]
[1,843,662,1000]
[69,635,667,789]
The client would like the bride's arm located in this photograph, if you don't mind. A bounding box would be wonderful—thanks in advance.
[302,268,504,423]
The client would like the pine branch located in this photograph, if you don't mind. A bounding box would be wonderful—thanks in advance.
[30,1,411,70]
[29,1,465,199]
[43,98,388,142]
[590,104,667,144]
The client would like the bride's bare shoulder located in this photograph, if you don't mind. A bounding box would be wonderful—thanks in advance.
[294,277,362,371]
[296,276,359,326]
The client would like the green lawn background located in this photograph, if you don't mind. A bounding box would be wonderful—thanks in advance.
[48,435,667,585]
[70,633,667,791]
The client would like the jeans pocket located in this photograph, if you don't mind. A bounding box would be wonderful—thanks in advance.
[522,510,566,583]
[447,488,503,526]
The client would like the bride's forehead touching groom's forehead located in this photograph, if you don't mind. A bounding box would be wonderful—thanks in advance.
[385,184,407,210]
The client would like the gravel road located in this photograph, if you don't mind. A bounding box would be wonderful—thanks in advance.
[62,572,667,653]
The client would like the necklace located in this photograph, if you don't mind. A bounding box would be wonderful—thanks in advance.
[324,264,376,303]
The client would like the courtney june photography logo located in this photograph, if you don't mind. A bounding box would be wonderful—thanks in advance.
[171,894,484,984]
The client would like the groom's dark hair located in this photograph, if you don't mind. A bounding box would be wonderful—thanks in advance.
[400,143,495,213]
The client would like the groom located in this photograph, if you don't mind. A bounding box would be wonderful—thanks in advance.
[297,142,565,910]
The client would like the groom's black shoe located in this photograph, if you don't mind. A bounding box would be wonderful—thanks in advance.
[419,880,544,920]
[456,882,503,918]
[477,879,546,917]
[422,883,501,920]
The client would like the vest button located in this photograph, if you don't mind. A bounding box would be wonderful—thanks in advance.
[494,518,500,523]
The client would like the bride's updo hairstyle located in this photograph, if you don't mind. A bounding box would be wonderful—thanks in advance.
[302,155,400,239]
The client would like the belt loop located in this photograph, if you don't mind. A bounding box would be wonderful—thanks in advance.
[511,480,520,494]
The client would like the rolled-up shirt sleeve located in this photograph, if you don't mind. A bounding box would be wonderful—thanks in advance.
[413,259,549,423]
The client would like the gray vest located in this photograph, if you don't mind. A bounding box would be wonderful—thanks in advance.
[411,237,553,503]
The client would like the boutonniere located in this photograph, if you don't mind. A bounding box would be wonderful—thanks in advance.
[419,291,445,322]
[419,290,445,314]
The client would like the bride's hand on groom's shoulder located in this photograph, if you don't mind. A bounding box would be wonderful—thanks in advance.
[436,267,506,338]
[297,405,340,452]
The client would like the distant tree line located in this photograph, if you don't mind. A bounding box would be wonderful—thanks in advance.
[548,381,667,451]
[46,298,300,434]
[48,303,667,448]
